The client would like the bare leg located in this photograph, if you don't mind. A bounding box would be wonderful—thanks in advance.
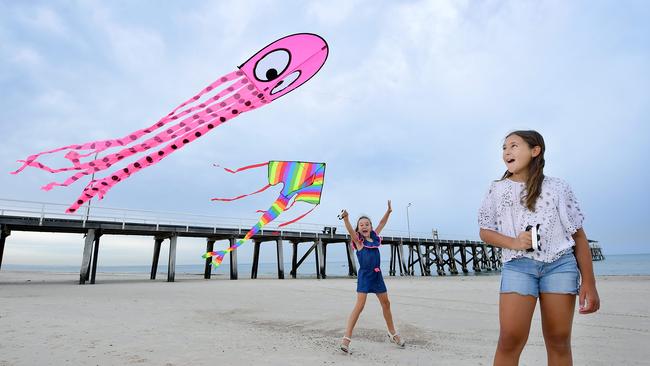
[376,292,404,345]
[540,293,576,366]
[376,292,396,333]
[494,293,537,366]
[343,293,368,347]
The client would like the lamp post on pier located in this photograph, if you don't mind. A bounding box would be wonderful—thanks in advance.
[84,152,99,225]
[406,203,412,240]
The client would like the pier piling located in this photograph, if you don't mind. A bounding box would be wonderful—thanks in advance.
[0,225,10,270]
[151,237,164,280]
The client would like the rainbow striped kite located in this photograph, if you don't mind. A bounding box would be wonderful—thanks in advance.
[203,161,325,267]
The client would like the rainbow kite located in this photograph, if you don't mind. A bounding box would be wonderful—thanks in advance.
[11,33,328,213]
[203,161,325,267]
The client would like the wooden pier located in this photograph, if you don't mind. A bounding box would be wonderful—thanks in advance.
[589,240,605,261]
[0,213,503,284]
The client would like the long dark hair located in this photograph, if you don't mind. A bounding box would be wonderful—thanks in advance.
[501,130,545,211]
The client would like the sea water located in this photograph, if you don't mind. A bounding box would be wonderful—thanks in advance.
[3,254,650,278]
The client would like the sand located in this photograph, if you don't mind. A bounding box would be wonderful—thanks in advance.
[0,272,648,366]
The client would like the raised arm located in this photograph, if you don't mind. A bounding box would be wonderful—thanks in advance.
[341,210,362,249]
[375,200,392,235]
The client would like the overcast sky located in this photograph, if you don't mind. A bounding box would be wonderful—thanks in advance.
[1,0,648,268]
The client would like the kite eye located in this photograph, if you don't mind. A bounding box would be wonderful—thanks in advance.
[270,71,301,95]
[253,49,291,82]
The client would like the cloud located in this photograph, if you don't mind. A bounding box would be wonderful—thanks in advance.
[9,46,43,67]
[83,3,166,73]
[16,5,70,37]
[306,0,368,27]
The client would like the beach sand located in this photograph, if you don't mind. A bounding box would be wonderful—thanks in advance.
[0,272,648,365]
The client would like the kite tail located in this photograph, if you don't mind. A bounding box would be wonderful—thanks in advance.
[63,82,266,214]
[202,237,250,268]
[203,250,227,268]
[211,184,272,202]
[11,70,248,176]
[12,70,271,213]
[203,194,290,267]
[214,161,269,174]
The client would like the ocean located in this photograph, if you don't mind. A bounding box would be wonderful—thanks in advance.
[2,254,649,278]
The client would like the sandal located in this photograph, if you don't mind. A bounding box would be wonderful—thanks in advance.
[387,331,406,348]
[340,336,352,353]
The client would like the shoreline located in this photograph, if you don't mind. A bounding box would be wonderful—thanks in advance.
[1,268,648,280]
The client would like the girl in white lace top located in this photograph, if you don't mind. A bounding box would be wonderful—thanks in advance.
[478,130,600,365]
[479,176,584,263]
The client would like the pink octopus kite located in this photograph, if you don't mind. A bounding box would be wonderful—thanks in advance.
[11,33,329,213]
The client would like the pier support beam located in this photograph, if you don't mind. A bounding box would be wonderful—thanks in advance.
[397,239,409,276]
[423,244,444,276]
[471,245,481,272]
[229,237,238,280]
[346,241,357,276]
[407,242,426,276]
[390,243,404,276]
[395,241,403,275]
[416,242,427,276]
[424,244,432,274]
[481,244,492,272]
[435,244,446,275]
[90,230,102,284]
[0,225,10,270]
[204,238,215,279]
[459,243,469,274]
[291,241,299,278]
[322,243,327,278]
[291,242,316,278]
[151,237,164,280]
[489,246,499,269]
[447,244,459,275]
[251,240,261,279]
[79,229,96,284]
[315,238,325,279]
[276,239,284,279]
[167,234,177,282]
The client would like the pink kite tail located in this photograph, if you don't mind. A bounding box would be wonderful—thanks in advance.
[43,86,256,193]
[213,161,269,174]
[65,85,265,213]
[11,70,246,175]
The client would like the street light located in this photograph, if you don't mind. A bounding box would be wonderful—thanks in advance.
[84,152,99,225]
[406,203,412,240]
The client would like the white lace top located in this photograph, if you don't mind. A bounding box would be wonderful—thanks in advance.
[478,176,584,263]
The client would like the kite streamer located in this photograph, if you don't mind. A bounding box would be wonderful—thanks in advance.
[203,161,325,267]
[11,33,328,213]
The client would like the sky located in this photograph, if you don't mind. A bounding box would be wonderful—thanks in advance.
[1,0,649,268]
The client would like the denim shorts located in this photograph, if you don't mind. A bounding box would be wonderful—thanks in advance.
[500,252,580,297]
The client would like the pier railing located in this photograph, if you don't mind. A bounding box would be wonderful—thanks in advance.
[0,198,444,240]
